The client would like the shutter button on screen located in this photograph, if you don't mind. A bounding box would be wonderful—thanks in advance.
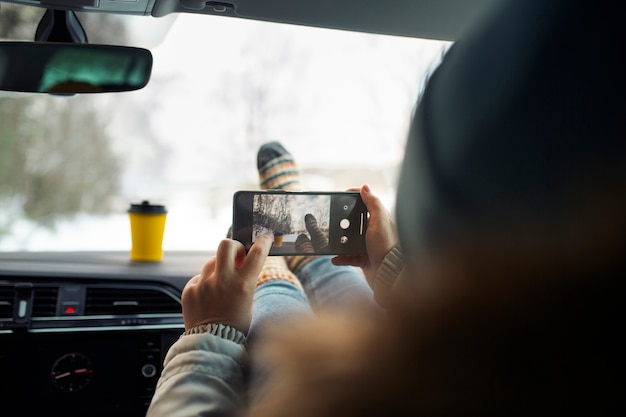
[340,219,350,229]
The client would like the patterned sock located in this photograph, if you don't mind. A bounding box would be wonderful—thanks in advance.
[256,141,313,274]
[257,256,303,289]
[257,141,302,191]
[304,213,329,253]
[227,143,301,243]
[295,234,315,254]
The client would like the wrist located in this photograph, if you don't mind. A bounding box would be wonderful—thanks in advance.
[374,245,404,306]
[182,322,246,344]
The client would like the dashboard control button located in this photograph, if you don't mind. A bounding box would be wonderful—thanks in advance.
[141,363,157,378]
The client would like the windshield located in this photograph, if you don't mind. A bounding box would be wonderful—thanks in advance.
[0,5,450,252]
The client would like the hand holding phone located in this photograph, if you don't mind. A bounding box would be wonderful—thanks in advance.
[232,190,368,256]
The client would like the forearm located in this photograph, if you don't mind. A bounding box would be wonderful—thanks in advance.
[147,324,248,417]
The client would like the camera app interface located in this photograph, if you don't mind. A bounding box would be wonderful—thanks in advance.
[252,193,331,255]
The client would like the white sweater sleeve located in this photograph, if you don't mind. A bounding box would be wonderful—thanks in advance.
[147,324,247,417]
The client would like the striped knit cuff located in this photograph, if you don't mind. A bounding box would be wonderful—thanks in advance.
[375,245,404,292]
[182,323,246,344]
[257,257,304,289]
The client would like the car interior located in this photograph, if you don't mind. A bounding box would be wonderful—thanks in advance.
[1,0,519,416]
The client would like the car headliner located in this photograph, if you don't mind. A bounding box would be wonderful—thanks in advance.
[2,0,496,41]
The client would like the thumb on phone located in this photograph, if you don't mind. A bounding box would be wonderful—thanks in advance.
[238,233,273,279]
[335,185,398,291]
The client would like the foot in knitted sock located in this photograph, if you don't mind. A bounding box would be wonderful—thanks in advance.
[257,256,303,290]
[257,142,316,274]
[295,234,315,254]
[227,143,302,245]
[304,213,329,253]
[288,234,317,274]
[257,141,302,191]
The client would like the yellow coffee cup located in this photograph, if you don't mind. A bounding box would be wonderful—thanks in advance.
[128,201,167,262]
[273,232,284,247]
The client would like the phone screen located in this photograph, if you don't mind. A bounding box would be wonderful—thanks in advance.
[232,191,367,256]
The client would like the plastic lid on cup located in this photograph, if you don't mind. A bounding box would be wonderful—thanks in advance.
[128,200,167,214]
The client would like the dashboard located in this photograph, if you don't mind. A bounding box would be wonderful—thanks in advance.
[0,251,210,417]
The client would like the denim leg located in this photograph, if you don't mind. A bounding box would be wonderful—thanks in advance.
[246,279,312,405]
[248,280,311,344]
[297,256,375,311]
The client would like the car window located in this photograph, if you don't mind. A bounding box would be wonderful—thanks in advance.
[0,5,451,252]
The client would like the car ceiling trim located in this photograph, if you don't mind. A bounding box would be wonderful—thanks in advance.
[150,0,498,41]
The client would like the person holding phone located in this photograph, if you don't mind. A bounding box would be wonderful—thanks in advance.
[147,142,402,416]
[250,142,402,309]
[149,0,624,415]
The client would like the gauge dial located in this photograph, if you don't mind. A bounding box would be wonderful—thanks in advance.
[50,352,94,393]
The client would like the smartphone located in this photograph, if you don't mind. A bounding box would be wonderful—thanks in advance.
[232,190,368,256]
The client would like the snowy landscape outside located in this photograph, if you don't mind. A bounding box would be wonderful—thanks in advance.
[0,7,450,252]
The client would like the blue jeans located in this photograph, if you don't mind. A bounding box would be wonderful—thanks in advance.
[295,256,374,311]
[247,256,374,402]
[248,279,312,346]
[249,256,374,339]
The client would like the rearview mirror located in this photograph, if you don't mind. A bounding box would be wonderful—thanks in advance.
[0,42,153,94]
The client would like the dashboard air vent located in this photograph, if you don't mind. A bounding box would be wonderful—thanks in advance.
[32,287,58,317]
[85,287,181,315]
[0,287,14,319]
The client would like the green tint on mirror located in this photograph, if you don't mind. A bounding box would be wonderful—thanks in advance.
[0,42,153,93]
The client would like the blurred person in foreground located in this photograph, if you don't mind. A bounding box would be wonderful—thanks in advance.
[148,0,625,415]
